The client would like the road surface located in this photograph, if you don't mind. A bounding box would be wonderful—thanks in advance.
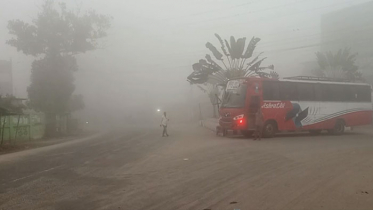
[1,124,373,210]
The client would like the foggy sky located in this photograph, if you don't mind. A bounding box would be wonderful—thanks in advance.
[0,0,371,120]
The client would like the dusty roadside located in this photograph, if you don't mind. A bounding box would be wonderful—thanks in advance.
[2,124,373,209]
[0,132,97,156]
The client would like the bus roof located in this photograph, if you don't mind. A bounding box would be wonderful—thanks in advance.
[279,79,370,86]
[228,76,371,86]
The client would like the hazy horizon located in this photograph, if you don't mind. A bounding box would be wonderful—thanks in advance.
[0,0,371,123]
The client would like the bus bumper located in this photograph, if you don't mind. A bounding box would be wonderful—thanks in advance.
[219,119,248,131]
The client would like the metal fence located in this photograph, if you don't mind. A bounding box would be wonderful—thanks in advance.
[0,113,45,143]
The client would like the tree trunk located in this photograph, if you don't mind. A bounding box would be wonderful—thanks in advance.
[45,113,57,138]
[14,115,21,144]
[0,114,3,146]
[1,115,6,145]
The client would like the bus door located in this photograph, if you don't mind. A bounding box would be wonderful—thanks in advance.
[248,96,260,130]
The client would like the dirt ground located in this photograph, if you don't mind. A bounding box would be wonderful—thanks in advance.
[1,124,373,210]
[0,133,94,155]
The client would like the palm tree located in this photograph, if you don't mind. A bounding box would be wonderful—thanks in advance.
[187,34,278,86]
[187,34,278,118]
[315,48,362,81]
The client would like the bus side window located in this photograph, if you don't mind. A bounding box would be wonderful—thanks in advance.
[263,82,272,100]
[315,84,323,101]
[342,85,353,101]
[352,85,359,101]
[329,85,344,101]
[356,85,371,102]
[272,82,280,100]
[365,86,372,102]
[298,83,315,101]
[321,84,332,101]
[263,82,280,100]
[280,82,298,101]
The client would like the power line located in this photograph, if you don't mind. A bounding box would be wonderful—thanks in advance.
[160,0,370,49]
[181,0,361,28]
[119,34,373,72]
[260,24,373,47]
[142,24,373,60]
[152,36,373,71]
[105,1,373,70]
[255,36,373,54]
[148,3,373,59]
[165,0,311,24]
[162,0,264,21]
[150,33,373,70]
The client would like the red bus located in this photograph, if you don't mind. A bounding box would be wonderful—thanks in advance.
[218,76,373,137]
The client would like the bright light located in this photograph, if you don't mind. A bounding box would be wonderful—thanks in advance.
[239,119,243,124]
[86,121,89,124]
[157,109,161,112]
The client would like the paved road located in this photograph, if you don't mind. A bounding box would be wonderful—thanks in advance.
[1,124,373,210]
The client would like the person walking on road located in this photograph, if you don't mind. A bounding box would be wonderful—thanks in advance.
[160,112,169,137]
[254,108,264,140]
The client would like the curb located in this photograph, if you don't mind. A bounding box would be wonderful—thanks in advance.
[0,132,105,164]
[201,119,218,132]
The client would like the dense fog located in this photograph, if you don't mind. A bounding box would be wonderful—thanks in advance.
[0,0,372,128]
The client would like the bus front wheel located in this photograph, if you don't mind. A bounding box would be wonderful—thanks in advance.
[263,121,277,138]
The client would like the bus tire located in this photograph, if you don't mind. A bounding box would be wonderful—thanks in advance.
[263,121,277,138]
[241,130,254,138]
[328,119,345,135]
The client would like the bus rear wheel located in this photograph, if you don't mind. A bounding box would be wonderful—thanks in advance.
[263,121,277,138]
[328,120,345,135]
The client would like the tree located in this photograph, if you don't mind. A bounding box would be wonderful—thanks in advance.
[7,1,111,136]
[68,94,85,112]
[196,84,221,118]
[187,34,278,117]
[27,55,76,114]
[187,34,278,86]
[315,48,362,81]
[0,95,24,115]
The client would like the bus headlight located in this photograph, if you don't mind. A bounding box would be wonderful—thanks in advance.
[233,114,244,120]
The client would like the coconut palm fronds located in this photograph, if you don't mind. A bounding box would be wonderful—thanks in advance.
[315,47,362,81]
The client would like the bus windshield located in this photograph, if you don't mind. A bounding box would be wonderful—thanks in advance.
[221,84,247,108]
